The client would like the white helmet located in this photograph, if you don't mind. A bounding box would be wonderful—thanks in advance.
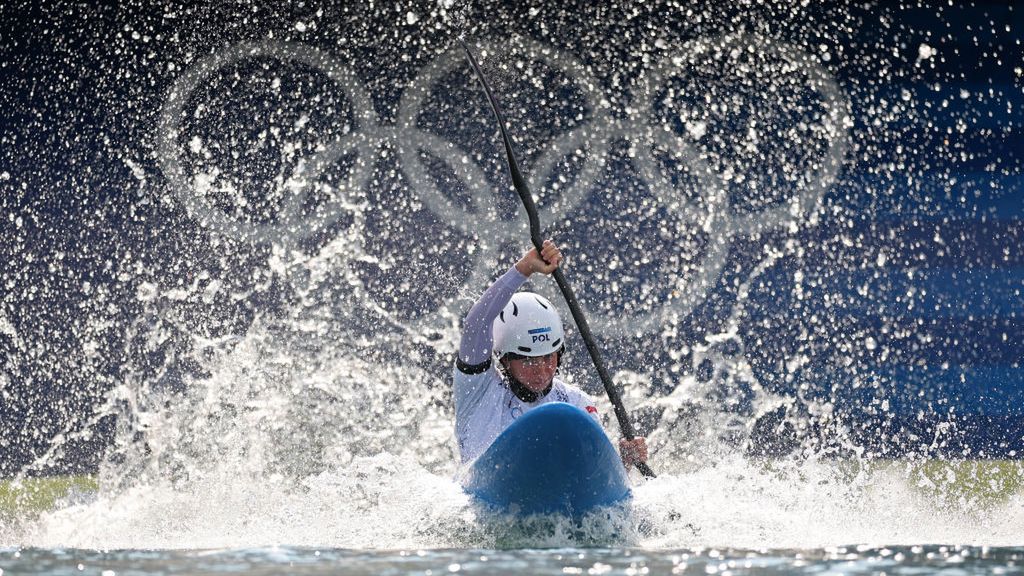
[492,292,565,358]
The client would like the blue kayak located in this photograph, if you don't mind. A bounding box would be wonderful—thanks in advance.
[462,402,631,516]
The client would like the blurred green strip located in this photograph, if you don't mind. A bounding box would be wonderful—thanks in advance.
[907,460,1024,504]
[0,461,1021,516]
[0,476,98,515]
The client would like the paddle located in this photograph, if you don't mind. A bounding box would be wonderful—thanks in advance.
[459,39,656,478]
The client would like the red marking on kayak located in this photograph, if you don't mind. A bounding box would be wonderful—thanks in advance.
[586,405,597,414]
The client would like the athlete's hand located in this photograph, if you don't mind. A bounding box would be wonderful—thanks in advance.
[515,239,562,277]
[619,437,648,470]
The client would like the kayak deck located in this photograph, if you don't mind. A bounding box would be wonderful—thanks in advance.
[463,402,631,517]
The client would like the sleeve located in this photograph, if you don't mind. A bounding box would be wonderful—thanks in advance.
[456,266,527,372]
[452,360,499,459]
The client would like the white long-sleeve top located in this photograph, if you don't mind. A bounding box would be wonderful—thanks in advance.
[452,266,600,463]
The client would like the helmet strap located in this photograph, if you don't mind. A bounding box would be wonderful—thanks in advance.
[498,350,561,403]
[505,372,552,403]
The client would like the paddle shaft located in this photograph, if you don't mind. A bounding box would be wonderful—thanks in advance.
[460,39,655,478]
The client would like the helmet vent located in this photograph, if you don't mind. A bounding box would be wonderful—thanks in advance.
[499,310,505,323]
[534,296,548,309]
[517,346,532,353]
[551,338,562,348]
[512,301,519,316]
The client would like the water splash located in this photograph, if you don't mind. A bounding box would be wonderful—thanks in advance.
[2,0,1021,551]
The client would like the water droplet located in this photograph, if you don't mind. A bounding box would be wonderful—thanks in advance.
[685,120,707,139]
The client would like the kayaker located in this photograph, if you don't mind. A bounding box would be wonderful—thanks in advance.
[453,239,649,470]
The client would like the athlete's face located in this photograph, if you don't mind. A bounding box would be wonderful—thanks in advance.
[504,352,559,393]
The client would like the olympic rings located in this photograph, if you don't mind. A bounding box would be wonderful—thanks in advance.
[394,36,610,235]
[638,32,851,237]
[157,33,850,335]
[157,41,378,246]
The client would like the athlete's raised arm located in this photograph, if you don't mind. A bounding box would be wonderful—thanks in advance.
[457,240,562,368]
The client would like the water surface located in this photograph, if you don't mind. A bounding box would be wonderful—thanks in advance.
[5,546,1023,576]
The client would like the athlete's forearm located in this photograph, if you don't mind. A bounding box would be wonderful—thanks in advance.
[458,266,527,365]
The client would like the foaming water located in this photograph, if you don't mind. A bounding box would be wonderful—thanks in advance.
[13,461,1024,550]
[25,455,466,549]
[634,458,1024,549]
